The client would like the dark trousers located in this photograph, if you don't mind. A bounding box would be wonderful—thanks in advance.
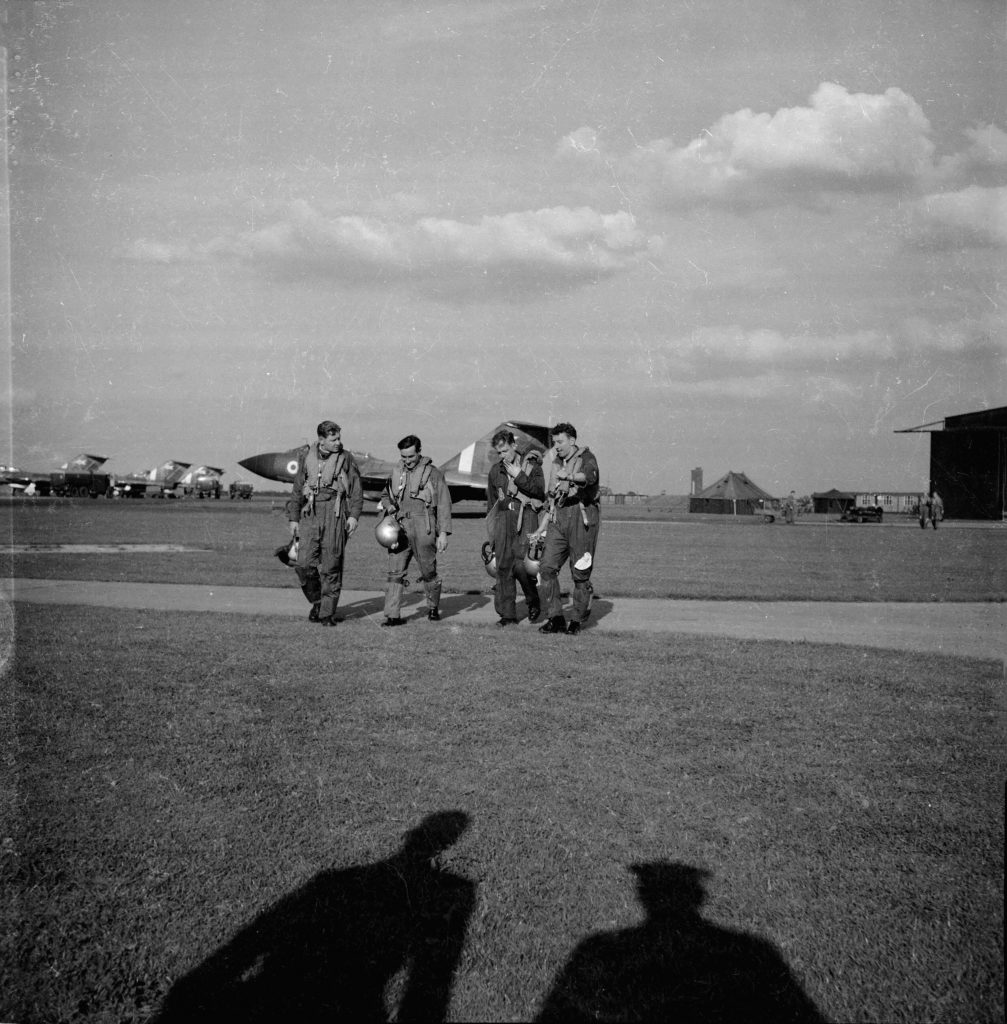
[538,503,600,623]
[297,499,348,619]
[490,502,539,620]
[384,516,441,618]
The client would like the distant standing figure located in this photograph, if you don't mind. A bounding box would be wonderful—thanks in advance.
[486,430,545,626]
[286,421,363,626]
[534,423,601,637]
[929,489,944,529]
[378,435,452,625]
[783,491,797,525]
[918,492,931,529]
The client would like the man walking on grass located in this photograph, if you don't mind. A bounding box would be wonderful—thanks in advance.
[286,420,363,626]
[534,422,601,637]
[486,429,545,626]
[378,434,452,626]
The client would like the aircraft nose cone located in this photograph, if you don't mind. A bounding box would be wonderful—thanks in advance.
[239,451,297,483]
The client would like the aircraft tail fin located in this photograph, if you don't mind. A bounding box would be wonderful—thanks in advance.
[151,460,191,485]
[63,453,109,472]
[437,421,551,483]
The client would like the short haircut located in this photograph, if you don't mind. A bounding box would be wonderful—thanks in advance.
[491,430,515,448]
[551,422,577,440]
[316,420,341,437]
[397,434,422,452]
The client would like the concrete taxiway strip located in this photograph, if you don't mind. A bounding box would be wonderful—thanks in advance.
[5,578,1005,662]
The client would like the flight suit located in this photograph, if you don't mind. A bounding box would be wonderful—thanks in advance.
[382,459,452,619]
[286,446,364,621]
[538,447,601,625]
[486,455,544,621]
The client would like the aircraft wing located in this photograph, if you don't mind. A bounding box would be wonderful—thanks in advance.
[239,420,551,507]
[1,469,52,491]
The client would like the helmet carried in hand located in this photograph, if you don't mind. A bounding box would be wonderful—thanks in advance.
[376,517,406,551]
[524,536,545,576]
[480,541,498,578]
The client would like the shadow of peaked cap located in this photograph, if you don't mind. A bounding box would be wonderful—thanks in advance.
[402,811,471,857]
[629,861,711,913]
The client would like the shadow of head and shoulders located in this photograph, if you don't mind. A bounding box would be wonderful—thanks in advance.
[537,861,826,1024]
[155,811,475,1024]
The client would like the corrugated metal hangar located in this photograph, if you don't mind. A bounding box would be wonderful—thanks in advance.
[896,405,1007,519]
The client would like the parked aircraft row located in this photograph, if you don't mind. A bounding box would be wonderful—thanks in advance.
[239,420,551,503]
[3,420,552,505]
[0,455,229,499]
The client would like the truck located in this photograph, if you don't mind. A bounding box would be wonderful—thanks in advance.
[229,480,254,500]
[49,469,112,498]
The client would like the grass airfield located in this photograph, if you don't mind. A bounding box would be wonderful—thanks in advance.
[4,496,1005,1022]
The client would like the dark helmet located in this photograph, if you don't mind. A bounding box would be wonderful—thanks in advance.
[524,536,545,576]
[375,517,406,551]
[480,540,498,578]
[274,539,298,566]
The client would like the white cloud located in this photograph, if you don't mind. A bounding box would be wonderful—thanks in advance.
[627,83,936,204]
[128,201,659,298]
[684,324,896,364]
[560,85,1007,209]
[911,185,1007,248]
[934,124,1007,183]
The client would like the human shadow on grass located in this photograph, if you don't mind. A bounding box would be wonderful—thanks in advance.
[536,862,826,1024]
[153,811,475,1024]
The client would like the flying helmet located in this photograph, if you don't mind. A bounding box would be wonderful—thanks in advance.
[274,539,299,567]
[375,517,406,551]
[523,536,545,576]
[480,541,498,578]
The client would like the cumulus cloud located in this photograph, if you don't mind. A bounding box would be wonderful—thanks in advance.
[684,324,897,364]
[675,317,998,374]
[628,83,936,205]
[126,201,658,298]
[559,84,1004,208]
[934,124,1007,183]
[910,185,1007,248]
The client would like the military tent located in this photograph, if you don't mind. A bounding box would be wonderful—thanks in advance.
[688,471,775,515]
[812,489,855,514]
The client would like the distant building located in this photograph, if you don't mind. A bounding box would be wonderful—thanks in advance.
[689,470,775,515]
[690,467,703,496]
[896,405,1007,519]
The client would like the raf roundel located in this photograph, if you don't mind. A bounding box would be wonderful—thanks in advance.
[286,459,299,477]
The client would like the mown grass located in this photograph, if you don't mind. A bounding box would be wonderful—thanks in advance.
[5,605,1003,1023]
[4,497,1006,601]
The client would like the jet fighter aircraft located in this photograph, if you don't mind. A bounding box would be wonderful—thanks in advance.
[109,459,192,498]
[239,421,551,504]
[1,453,109,496]
[179,465,226,499]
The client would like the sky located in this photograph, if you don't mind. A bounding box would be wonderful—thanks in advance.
[5,0,1005,495]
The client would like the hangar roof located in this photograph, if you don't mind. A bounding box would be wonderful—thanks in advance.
[895,405,1007,432]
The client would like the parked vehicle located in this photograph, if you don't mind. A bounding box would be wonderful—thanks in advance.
[840,504,884,523]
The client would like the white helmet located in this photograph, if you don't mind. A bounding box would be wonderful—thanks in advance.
[375,517,406,551]
[524,536,545,576]
[480,541,498,578]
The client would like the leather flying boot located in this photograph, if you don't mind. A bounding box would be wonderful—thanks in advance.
[308,603,321,622]
[526,603,541,624]
[427,608,441,621]
[381,617,405,627]
[566,620,582,636]
[539,615,567,634]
